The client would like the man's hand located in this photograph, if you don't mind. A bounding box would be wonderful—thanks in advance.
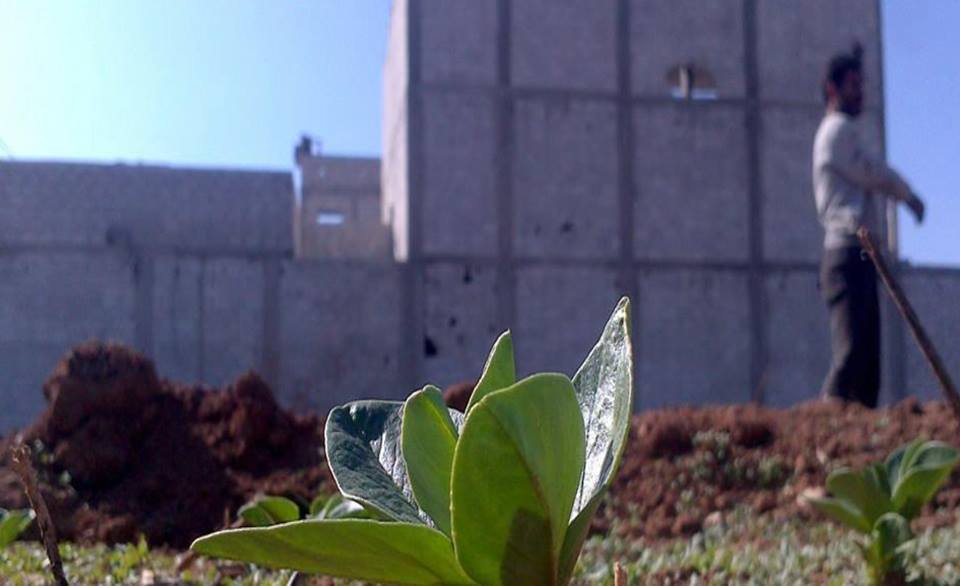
[907,193,925,223]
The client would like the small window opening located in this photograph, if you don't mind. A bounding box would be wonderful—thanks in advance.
[666,63,718,101]
[316,211,345,226]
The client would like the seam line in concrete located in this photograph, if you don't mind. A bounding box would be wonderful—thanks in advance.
[616,0,641,411]
[744,0,769,405]
[495,0,516,331]
[262,259,282,389]
[197,260,206,383]
[399,0,425,391]
[133,252,155,358]
[413,82,885,113]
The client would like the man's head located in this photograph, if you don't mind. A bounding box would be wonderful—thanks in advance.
[823,43,864,117]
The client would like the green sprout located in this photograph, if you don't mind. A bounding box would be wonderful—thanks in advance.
[809,439,960,585]
[0,508,34,548]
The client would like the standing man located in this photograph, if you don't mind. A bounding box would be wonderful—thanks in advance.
[813,44,925,408]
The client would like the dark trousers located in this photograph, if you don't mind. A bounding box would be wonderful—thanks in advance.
[819,246,881,407]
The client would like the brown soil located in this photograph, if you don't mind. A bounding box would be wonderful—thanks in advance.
[607,398,960,540]
[1,342,959,550]
[0,342,331,549]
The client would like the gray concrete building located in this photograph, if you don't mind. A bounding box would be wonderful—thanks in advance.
[2,0,959,433]
[294,138,392,260]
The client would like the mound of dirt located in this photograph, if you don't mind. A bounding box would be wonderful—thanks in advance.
[0,342,330,548]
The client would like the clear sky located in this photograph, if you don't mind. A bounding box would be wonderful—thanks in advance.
[0,1,956,266]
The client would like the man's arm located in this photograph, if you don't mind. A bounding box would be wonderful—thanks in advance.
[826,121,924,221]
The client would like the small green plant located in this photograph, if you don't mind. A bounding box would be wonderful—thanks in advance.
[192,298,633,585]
[237,493,370,527]
[237,495,301,527]
[809,439,960,585]
[0,508,34,548]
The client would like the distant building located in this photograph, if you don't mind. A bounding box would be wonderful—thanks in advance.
[294,137,391,260]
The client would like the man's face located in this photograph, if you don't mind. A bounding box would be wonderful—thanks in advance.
[837,70,864,117]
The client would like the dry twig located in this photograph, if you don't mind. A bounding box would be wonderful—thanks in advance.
[10,442,69,586]
[614,561,628,586]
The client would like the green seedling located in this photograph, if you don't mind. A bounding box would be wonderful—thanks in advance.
[0,508,34,548]
[238,494,370,527]
[809,439,960,585]
[238,496,301,527]
[192,297,633,586]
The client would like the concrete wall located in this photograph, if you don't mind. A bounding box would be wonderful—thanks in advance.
[383,0,411,260]
[0,251,137,431]
[384,0,910,411]
[0,162,293,254]
[0,248,405,432]
[901,268,960,402]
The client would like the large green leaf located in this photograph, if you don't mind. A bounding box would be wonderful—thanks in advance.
[466,331,516,413]
[557,298,633,581]
[808,496,872,534]
[324,400,424,524]
[825,467,892,528]
[890,441,960,519]
[451,373,585,586]
[0,509,34,548]
[403,385,460,536]
[191,519,475,585]
[239,496,301,527]
[569,297,633,517]
[557,490,604,586]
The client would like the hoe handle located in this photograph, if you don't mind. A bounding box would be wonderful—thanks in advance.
[858,227,960,424]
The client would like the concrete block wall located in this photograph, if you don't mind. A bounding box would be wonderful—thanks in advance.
[0,249,406,432]
[278,261,404,410]
[383,0,411,260]
[901,269,960,402]
[420,93,498,257]
[0,156,408,432]
[0,251,137,431]
[386,0,901,409]
[0,162,293,254]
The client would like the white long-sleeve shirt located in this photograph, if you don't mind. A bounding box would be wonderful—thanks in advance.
[812,111,913,249]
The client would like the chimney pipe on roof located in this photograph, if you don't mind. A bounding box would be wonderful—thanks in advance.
[294,135,313,166]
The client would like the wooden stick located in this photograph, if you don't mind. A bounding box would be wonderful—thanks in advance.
[858,227,960,424]
[10,443,69,586]
[614,561,628,586]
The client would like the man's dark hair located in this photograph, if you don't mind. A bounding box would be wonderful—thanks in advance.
[823,42,863,102]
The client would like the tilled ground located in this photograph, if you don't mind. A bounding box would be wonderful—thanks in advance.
[1,341,958,550]
[0,342,330,548]
[606,398,960,540]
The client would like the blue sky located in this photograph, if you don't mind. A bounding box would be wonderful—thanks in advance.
[0,1,956,266]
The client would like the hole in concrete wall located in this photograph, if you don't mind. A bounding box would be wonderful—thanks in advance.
[448,316,459,328]
[316,211,345,226]
[666,63,718,100]
[560,221,574,234]
[462,268,474,284]
[424,336,438,357]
